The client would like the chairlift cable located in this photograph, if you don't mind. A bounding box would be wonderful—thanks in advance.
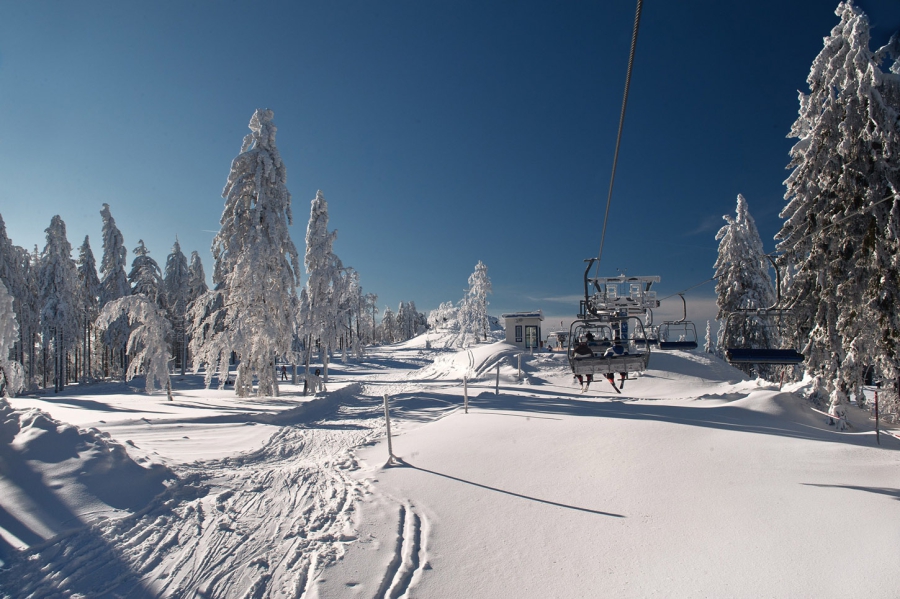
[594,0,644,279]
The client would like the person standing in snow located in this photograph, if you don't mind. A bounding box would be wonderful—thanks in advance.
[281,365,287,381]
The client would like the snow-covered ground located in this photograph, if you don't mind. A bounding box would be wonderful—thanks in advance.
[1,338,898,598]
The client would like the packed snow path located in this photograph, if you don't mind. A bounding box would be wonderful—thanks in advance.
[0,402,382,597]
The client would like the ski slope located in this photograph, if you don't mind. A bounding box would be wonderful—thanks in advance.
[1,339,898,598]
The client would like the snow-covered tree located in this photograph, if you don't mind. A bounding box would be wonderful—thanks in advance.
[458,261,492,344]
[380,306,397,343]
[99,204,130,307]
[776,3,900,409]
[99,203,130,377]
[39,215,82,391]
[297,190,345,381]
[714,195,777,377]
[359,292,379,344]
[128,240,164,306]
[0,281,25,397]
[96,296,172,397]
[164,239,190,373]
[704,320,712,354]
[187,251,209,305]
[0,214,37,382]
[76,236,101,380]
[190,109,300,397]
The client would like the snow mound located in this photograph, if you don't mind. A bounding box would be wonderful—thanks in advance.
[0,398,175,550]
[646,350,745,383]
[415,341,522,381]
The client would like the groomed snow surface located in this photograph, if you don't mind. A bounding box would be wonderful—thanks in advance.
[1,337,898,598]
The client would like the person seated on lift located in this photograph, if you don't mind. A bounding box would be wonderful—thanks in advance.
[573,337,594,392]
[602,336,629,389]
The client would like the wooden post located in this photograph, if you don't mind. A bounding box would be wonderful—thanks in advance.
[495,363,500,395]
[464,376,469,414]
[517,354,522,380]
[875,389,880,446]
[383,393,394,461]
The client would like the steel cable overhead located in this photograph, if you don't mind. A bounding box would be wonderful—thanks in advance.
[595,0,644,279]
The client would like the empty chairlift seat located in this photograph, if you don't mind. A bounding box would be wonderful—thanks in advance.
[724,347,805,365]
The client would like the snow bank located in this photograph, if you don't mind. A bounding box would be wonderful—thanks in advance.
[0,398,174,553]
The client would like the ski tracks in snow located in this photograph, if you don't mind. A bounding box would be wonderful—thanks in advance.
[0,400,428,598]
[375,503,428,599]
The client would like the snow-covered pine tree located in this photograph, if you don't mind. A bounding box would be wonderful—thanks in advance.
[76,236,101,381]
[192,109,300,397]
[396,302,411,341]
[187,251,209,305]
[20,247,40,385]
[704,320,712,353]
[458,261,492,345]
[164,239,190,373]
[39,215,82,392]
[776,3,900,410]
[99,203,130,378]
[381,306,397,344]
[297,190,344,381]
[714,194,777,377]
[0,280,25,396]
[361,293,379,344]
[0,214,36,380]
[863,38,900,392]
[96,296,172,397]
[128,240,164,306]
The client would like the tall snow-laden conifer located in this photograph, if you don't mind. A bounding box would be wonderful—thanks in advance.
[0,214,36,378]
[298,190,343,381]
[714,195,777,377]
[99,204,130,376]
[776,2,900,409]
[164,239,191,373]
[458,261,492,344]
[77,236,101,380]
[129,240,164,306]
[0,281,24,396]
[99,204,130,306]
[39,216,81,391]
[187,251,209,305]
[381,306,397,343]
[191,109,300,397]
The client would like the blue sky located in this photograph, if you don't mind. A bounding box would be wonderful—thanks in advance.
[2,1,899,327]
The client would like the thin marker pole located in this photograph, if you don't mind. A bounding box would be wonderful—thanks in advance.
[383,393,394,461]
[495,363,500,395]
[517,354,522,380]
[464,376,469,414]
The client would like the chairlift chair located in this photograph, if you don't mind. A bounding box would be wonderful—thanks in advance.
[567,259,659,380]
[723,256,805,367]
[657,294,699,351]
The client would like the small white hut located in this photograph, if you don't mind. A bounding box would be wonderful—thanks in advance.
[501,311,544,349]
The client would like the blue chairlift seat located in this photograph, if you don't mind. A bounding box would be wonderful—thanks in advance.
[725,348,804,365]
[658,340,698,350]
